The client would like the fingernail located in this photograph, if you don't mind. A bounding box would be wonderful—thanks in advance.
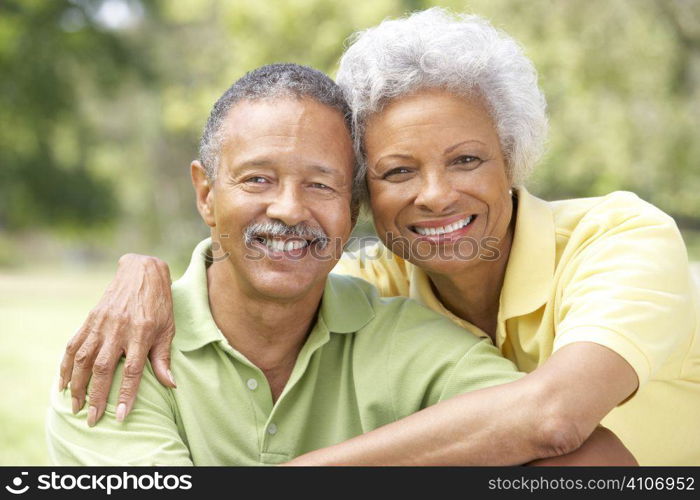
[72,397,80,414]
[58,377,65,391]
[87,406,97,427]
[116,403,127,423]
[167,369,177,387]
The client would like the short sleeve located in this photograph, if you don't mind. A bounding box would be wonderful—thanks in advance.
[378,300,524,420]
[46,359,193,466]
[554,196,696,385]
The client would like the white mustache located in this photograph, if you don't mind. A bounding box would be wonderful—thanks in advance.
[243,220,329,249]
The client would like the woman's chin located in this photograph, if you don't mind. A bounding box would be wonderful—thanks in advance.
[407,253,483,277]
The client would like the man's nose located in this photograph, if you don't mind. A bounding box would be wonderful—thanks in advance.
[266,183,311,227]
[414,170,460,214]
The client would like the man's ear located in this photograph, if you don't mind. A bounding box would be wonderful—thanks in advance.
[191,160,215,227]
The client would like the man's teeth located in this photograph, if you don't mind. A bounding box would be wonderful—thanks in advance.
[414,216,473,236]
[261,238,308,252]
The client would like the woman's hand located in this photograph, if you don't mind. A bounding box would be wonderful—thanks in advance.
[59,254,176,427]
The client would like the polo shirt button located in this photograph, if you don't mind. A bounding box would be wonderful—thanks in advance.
[267,423,278,435]
[246,378,258,391]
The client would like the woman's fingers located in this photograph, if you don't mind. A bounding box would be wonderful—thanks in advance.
[69,337,101,414]
[59,320,92,391]
[86,342,124,427]
[115,340,150,423]
[149,323,176,389]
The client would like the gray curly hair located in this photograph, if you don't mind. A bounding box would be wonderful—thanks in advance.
[336,8,548,201]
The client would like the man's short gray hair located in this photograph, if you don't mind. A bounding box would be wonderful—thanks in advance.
[199,63,353,182]
[336,8,548,199]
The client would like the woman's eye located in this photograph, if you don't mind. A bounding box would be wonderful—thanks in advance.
[311,183,331,190]
[453,155,480,166]
[383,167,412,179]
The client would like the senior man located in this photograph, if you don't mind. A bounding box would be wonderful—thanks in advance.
[47,64,633,465]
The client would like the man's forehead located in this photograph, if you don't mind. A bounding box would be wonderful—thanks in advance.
[223,95,345,128]
[218,97,354,172]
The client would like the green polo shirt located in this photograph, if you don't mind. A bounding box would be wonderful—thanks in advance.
[47,239,523,465]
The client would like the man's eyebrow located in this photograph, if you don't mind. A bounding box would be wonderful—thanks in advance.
[238,159,274,168]
[307,164,339,176]
[443,140,486,155]
[233,160,341,176]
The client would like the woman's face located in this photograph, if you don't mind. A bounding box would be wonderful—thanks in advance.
[364,88,514,276]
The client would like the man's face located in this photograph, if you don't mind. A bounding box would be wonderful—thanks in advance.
[194,97,355,301]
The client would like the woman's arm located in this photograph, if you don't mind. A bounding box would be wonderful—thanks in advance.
[528,427,637,466]
[59,253,176,427]
[286,342,638,465]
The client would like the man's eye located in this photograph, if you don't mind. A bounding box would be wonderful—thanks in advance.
[311,183,331,190]
[245,176,269,184]
[383,167,412,179]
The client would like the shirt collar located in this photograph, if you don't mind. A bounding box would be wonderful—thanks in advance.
[319,273,375,333]
[408,266,485,336]
[498,186,556,321]
[173,238,375,352]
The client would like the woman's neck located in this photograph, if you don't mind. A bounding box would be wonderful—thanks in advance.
[427,217,515,340]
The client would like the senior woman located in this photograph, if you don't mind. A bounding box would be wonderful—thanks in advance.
[58,9,699,465]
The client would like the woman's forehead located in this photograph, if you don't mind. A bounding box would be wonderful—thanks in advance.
[363,91,499,150]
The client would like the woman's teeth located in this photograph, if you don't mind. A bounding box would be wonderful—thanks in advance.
[262,238,308,252]
[413,216,474,236]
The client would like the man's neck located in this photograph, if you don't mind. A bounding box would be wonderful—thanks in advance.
[206,263,324,402]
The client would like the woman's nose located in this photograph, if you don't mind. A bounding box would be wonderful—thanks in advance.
[414,171,460,214]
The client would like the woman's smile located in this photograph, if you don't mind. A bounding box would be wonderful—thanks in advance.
[409,214,477,241]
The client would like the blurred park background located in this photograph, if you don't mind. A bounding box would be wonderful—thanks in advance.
[1,0,699,464]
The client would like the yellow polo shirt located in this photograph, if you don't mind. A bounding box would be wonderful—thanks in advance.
[335,188,700,465]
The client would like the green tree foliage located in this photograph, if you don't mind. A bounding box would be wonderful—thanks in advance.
[0,0,155,230]
[1,0,698,260]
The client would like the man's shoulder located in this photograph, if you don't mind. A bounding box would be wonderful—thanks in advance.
[331,275,522,416]
[325,273,483,349]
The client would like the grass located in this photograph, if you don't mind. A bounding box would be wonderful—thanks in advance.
[0,268,114,465]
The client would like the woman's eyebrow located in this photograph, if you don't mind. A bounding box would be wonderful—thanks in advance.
[443,140,486,155]
[375,153,414,166]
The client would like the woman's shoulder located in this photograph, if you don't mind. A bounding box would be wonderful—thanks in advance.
[548,191,677,236]
[331,240,411,297]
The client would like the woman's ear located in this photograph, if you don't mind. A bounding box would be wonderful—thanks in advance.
[191,160,216,227]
